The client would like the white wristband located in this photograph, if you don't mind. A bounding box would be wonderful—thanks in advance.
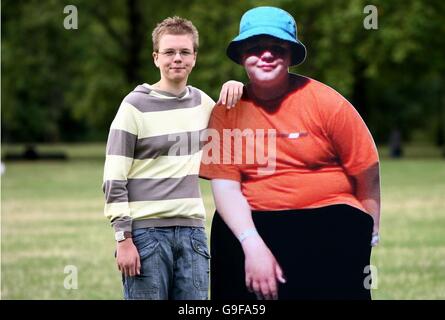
[238,228,259,243]
[371,233,380,246]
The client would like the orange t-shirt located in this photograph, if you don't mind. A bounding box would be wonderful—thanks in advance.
[199,74,379,213]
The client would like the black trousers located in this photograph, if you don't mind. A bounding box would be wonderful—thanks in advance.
[210,205,373,300]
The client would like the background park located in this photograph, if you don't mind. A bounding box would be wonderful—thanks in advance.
[1,0,444,299]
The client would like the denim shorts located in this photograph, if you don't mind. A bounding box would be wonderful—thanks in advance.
[122,226,210,300]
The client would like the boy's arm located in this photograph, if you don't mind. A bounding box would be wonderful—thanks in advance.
[103,102,137,232]
[103,101,141,276]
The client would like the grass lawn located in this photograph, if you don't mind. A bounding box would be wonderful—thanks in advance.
[1,143,444,299]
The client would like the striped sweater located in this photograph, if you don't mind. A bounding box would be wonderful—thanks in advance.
[103,84,215,232]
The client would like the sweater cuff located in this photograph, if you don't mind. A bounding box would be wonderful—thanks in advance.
[111,216,132,233]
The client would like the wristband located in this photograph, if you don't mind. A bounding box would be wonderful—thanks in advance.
[371,233,380,246]
[238,228,259,243]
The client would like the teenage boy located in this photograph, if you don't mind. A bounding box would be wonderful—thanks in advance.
[103,16,243,300]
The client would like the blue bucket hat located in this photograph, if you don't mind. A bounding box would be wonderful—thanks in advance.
[227,7,307,66]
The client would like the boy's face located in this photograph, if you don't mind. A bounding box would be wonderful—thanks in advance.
[240,36,291,86]
[153,34,197,84]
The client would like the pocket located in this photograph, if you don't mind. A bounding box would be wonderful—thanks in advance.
[190,229,210,291]
[132,228,159,260]
[125,229,160,296]
[191,237,211,259]
[132,228,148,237]
[124,275,160,299]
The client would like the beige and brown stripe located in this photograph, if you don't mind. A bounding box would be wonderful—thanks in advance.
[103,84,215,232]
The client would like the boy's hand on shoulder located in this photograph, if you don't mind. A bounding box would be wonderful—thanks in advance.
[217,80,244,109]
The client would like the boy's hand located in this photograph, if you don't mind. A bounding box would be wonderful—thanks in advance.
[116,238,141,277]
[217,80,244,109]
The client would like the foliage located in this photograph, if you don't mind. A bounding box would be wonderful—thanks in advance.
[2,0,444,145]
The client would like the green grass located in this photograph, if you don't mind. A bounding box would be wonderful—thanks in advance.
[1,143,445,299]
[371,159,445,299]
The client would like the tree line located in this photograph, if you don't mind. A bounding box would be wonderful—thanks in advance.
[2,0,444,149]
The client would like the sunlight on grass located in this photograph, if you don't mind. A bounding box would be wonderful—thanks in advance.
[1,144,444,299]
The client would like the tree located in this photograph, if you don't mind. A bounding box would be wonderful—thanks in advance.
[2,0,444,149]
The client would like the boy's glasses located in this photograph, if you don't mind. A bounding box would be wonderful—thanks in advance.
[157,49,194,58]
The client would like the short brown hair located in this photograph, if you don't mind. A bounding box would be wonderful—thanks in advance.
[152,16,199,52]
